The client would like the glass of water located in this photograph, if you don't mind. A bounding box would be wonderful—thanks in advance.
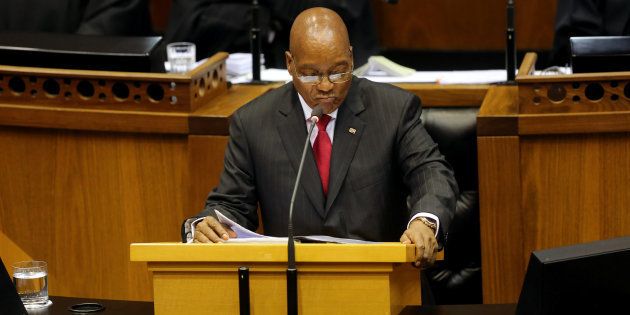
[12,261,49,308]
[166,42,196,73]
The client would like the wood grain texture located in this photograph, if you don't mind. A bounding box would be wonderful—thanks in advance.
[517,52,537,76]
[0,104,189,134]
[149,0,172,32]
[130,242,417,263]
[0,127,188,301]
[132,242,420,314]
[521,133,630,251]
[0,54,227,113]
[394,84,488,107]
[371,0,557,50]
[477,86,519,136]
[517,53,630,114]
[477,136,523,303]
[0,231,33,275]
[519,111,630,135]
[189,83,280,135]
[187,135,230,216]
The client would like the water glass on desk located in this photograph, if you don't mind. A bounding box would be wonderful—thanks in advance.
[12,260,49,308]
[166,42,196,73]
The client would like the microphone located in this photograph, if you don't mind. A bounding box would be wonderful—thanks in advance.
[287,105,323,315]
[506,0,517,82]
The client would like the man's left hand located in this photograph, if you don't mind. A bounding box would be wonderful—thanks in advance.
[400,219,438,267]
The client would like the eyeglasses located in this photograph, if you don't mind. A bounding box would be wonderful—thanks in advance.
[294,70,353,84]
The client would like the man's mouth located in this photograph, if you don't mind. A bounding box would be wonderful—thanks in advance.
[316,97,336,103]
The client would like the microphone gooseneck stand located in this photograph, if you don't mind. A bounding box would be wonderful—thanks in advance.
[287,106,323,315]
[506,0,517,82]
[249,0,268,85]
[238,267,250,315]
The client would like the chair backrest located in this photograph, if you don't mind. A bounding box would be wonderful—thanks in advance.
[420,106,482,304]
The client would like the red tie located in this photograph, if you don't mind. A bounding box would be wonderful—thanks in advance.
[313,114,332,196]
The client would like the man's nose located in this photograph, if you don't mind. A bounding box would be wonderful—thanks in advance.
[316,76,334,91]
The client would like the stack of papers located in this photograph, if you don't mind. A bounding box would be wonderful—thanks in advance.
[226,53,266,77]
[215,210,377,244]
[354,56,416,77]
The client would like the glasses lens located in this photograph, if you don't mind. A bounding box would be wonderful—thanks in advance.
[299,75,320,84]
[329,72,351,83]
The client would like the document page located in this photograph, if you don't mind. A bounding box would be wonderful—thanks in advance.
[215,210,378,244]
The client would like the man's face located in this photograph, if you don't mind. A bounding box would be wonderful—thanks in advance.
[286,45,353,114]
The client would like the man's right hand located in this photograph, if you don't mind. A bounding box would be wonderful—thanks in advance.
[193,216,237,243]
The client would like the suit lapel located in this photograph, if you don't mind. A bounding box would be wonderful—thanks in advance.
[276,89,326,218]
[325,82,365,212]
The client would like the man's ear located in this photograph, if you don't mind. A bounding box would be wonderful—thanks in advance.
[285,51,293,72]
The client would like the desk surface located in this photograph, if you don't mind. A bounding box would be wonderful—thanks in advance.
[37,297,515,315]
[402,304,516,315]
[33,296,153,315]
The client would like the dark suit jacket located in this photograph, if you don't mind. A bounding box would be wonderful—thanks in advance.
[551,0,630,65]
[184,77,457,242]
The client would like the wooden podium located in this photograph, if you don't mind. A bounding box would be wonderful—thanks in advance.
[478,53,630,303]
[130,242,420,315]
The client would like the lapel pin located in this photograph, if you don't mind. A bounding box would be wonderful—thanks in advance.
[348,128,357,134]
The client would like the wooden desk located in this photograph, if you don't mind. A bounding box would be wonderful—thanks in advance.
[43,296,153,315]
[477,53,630,303]
[0,56,488,301]
[131,242,420,315]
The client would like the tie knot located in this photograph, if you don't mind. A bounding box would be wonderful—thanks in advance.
[317,114,331,129]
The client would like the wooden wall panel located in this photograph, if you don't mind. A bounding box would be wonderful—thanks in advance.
[0,231,33,275]
[477,136,523,303]
[149,0,172,33]
[187,135,229,215]
[372,0,557,51]
[0,127,188,301]
[521,133,630,251]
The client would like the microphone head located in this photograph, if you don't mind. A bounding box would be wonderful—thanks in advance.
[310,105,324,123]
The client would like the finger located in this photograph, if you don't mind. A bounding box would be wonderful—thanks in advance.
[423,236,436,260]
[226,227,237,238]
[399,232,411,244]
[205,217,231,240]
[194,230,211,243]
[410,232,427,266]
[197,221,225,243]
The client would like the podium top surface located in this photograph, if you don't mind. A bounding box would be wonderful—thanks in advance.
[130,242,417,263]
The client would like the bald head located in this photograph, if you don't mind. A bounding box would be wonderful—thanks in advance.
[289,7,351,57]
[285,7,354,114]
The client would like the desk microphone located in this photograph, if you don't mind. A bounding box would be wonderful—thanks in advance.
[287,105,323,315]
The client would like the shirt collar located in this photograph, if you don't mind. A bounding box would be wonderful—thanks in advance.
[298,93,338,121]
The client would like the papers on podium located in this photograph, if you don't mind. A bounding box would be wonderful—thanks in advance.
[353,56,416,77]
[215,210,377,244]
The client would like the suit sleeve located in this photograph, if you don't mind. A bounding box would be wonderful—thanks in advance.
[183,110,260,238]
[395,94,458,243]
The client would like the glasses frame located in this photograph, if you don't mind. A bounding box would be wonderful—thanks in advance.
[290,58,354,85]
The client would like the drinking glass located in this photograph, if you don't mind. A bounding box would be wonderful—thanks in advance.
[166,42,196,73]
[12,261,49,308]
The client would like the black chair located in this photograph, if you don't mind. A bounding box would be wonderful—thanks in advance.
[420,106,482,304]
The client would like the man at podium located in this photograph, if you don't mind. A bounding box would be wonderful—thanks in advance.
[182,7,458,267]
